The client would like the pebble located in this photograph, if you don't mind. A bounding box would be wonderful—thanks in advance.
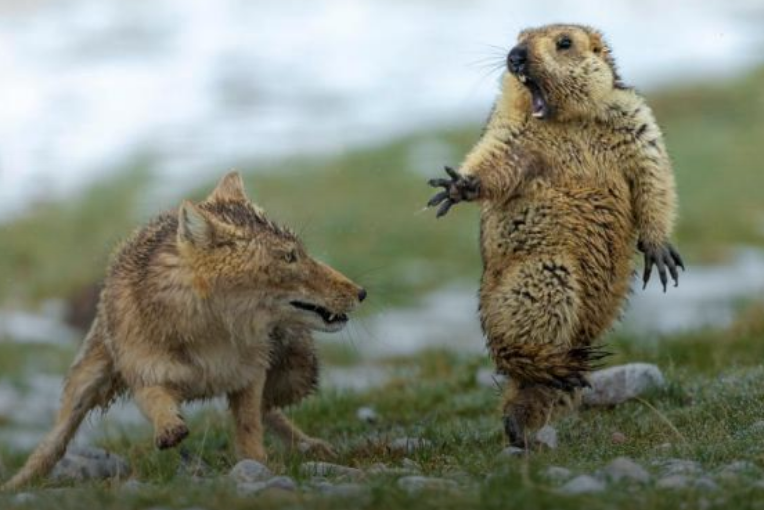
[600,457,650,483]
[228,460,273,484]
[534,425,558,449]
[498,446,525,458]
[366,463,417,476]
[583,363,665,406]
[11,493,37,504]
[397,476,459,493]
[356,407,378,424]
[656,474,691,490]
[300,461,364,480]
[559,475,606,495]
[749,420,764,433]
[314,482,367,497]
[543,466,573,482]
[50,446,130,482]
[237,476,297,496]
[120,479,148,492]
[656,458,702,476]
[611,431,628,444]
[694,477,719,491]
[389,437,432,454]
[475,368,508,388]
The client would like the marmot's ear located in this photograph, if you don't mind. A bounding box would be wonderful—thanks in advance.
[178,200,215,246]
[588,30,606,55]
[205,171,248,203]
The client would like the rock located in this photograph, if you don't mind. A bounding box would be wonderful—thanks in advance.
[389,437,432,454]
[300,462,363,480]
[656,458,702,476]
[401,458,421,471]
[534,425,558,449]
[12,493,37,504]
[656,474,691,490]
[716,461,760,481]
[694,477,719,491]
[50,446,130,482]
[229,460,273,484]
[397,476,459,493]
[600,457,650,483]
[583,363,665,406]
[476,368,508,388]
[238,476,297,496]
[356,407,378,424]
[267,476,298,492]
[315,482,367,497]
[559,475,606,495]
[120,479,148,492]
[749,420,764,433]
[498,446,525,458]
[611,431,627,444]
[543,466,573,482]
[366,462,417,476]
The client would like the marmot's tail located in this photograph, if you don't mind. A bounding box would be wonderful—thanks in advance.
[491,343,610,391]
[2,325,116,491]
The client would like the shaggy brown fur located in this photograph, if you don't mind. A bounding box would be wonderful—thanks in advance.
[4,172,366,490]
[427,24,683,447]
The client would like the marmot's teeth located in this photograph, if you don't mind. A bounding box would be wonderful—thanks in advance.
[519,74,527,83]
[327,314,335,322]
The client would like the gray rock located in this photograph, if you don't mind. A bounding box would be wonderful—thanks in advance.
[476,368,508,388]
[11,493,37,504]
[656,474,691,490]
[717,460,759,479]
[694,477,719,491]
[543,466,573,482]
[397,476,459,493]
[238,476,297,496]
[120,479,148,492]
[401,458,421,471]
[366,462,417,477]
[656,458,702,476]
[749,420,764,433]
[229,460,273,484]
[601,457,650,483]
[389,437,432,454]
[50,445,130,482]
[267,476,298,491]
[300,461,363,480]
[315,482,367,497]
[498,446,525,458]
[356,407,378,423]
[559,475,606,495]
[583,363,665,406]
[534,425,558,449]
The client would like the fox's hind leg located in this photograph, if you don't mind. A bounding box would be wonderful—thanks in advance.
[133,386,188,450]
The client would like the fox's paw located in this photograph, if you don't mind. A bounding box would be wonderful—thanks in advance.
[639,241,685,292]
[156,421,190,450]
[427,166,480,217]
[298,438,338,459]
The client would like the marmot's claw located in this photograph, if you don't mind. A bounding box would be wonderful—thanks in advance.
[436,199,454,218]
[427,190,449,208]
[641,242,684,291]
[425,165,481,217]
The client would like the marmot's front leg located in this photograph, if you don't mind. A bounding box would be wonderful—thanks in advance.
[427,166,481,217]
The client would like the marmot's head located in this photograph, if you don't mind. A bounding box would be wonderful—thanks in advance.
[504,24,625,121]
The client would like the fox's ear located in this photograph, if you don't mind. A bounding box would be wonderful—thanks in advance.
[178,200,215,246]
[205,171,248,203]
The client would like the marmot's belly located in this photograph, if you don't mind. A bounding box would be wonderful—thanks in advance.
[479,185,636,339]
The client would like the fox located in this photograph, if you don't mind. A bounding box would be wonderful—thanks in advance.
[3,171,366,490]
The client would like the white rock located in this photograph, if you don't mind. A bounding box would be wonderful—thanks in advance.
[543,466,573,482]
[601,457,650,483]
[583,363,665,406]
[238,477,296,496]
[559,475,606,495]
[656,458,702,476]
[476,368,508,388]
[389,437,432,454]
[498,446,525,458]
[229,460,273,484]
[397,476,459,493]
[356,407,378,423]
[300,462,363,480]
[50,446,130,482]
[694,477,719,491]
[534,425,558,449]
[120,479,148,492]
[656,474,691,490]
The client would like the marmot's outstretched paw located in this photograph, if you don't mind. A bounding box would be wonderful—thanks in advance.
[639,241,685,292]
[427,166,480,217]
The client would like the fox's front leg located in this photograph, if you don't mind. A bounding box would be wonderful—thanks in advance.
[228,372,268,462]
[133,386,189,449]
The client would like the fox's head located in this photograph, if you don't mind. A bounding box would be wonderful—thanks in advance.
[176,172,366,333]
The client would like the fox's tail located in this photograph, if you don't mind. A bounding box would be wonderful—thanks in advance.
[2,322,117,491]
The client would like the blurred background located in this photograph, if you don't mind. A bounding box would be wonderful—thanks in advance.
[0,0,763,454]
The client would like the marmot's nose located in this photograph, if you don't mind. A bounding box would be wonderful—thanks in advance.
[358,288,367,302]
[507,44,528,73]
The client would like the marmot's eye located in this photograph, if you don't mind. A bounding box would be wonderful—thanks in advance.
[556,36,572,50]
[284,250,298,263]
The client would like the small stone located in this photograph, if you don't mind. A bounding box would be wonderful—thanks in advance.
[120,479,147,492]
[534,425,558,449]
[583,363,665,406]
[267,476,298,492]
[366,463,416,476]
[397,476,459,493]
[657,458,702,476]
[389,437,432,454]
[543,466,572,482]
[749,420,764,433]
[694,477,719,491]
[356,407,378,423]
[50,446,130,482]
[476,368,508,388]
[315,482,366,497]
[601,457,650,483]
[656,474,691,490]
[611,432,627,444]
[559,475,606,495]
[656,442,673,451]
[401,458,421,471]
[229,460,273,484]
[498,446,525,458]
[12,493,37,504]
[300,462,363,480]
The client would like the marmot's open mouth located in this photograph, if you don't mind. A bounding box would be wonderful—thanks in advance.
[515,72,550,119]
[290,301,348,325]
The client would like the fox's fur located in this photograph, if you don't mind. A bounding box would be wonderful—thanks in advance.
[3,172,365,490]
[428,25,680,446]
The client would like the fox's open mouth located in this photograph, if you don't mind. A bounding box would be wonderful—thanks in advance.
[290,301,348,325]
[514,72,549,119]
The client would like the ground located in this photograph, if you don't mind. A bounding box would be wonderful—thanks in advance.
[0,69,763,508]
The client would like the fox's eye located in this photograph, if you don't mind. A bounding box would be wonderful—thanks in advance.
[284,250,298,263]
[556,36,572,51]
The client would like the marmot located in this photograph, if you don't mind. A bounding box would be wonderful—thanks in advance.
[427,24,683,446]
[4,172,366,489]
